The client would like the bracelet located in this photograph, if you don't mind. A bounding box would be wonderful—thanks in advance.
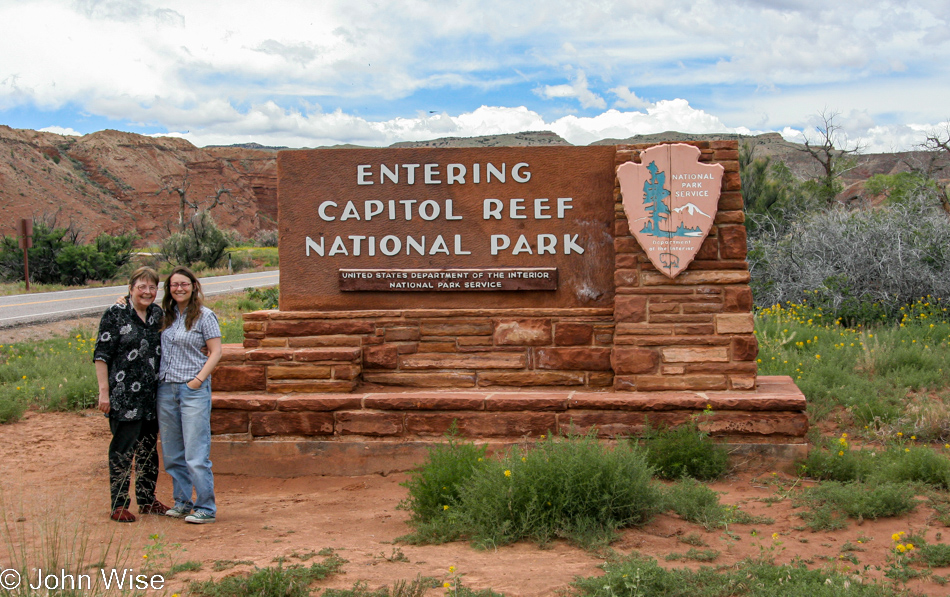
[194,376,204,383]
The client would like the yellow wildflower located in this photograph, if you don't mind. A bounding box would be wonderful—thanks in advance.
[504,470,511,477]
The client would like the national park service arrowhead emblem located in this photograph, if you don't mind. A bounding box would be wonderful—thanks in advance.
[617,143,724,278]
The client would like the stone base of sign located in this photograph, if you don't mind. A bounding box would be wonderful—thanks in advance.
[207,375,807,475]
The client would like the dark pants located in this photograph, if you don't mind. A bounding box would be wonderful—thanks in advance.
[108,418,159,511]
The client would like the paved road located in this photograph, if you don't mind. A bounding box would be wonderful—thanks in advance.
[0,270,279,328]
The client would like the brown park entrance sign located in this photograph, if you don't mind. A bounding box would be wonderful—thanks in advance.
[278,147,617,311]
[617,144,723,278]
[213,140,810,462]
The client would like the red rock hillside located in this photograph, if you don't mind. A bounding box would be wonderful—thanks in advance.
[0,126,276,244]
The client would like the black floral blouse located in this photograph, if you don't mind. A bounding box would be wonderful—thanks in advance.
[93,298,163,421]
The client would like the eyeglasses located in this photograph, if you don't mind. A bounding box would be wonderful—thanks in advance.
[133,284,158,292]
[169,282,193,289]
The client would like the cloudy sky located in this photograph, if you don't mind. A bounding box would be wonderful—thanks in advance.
[1,0,947,152]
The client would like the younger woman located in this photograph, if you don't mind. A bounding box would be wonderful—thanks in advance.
[157,266,222,524]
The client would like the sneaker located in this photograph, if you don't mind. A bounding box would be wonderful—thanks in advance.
[138,500,169,515]
[184,511,216,524]
[165,505,191,519]
[110,508,136,523]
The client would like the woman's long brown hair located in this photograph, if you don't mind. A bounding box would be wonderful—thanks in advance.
[161,266,204,331]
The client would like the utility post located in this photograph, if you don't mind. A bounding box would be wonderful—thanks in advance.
[17,218,33,291]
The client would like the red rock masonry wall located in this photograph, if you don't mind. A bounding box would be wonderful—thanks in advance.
[610,141,758,392]
[215,141,757,394]
[216,309,615,392]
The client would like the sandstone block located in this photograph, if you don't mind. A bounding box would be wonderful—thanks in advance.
[362,372,476,387]
[249,412,335,436]
[615,323,673,336]
[697,236,719,260]
[635,375,728,391]
[417,341,457,353]
[732,335,759,361]
[681,303,723,314]
[276,395,363,411]
[220,344,247,363]
[247,349,294,362]
[243,339,261,348]
[661,347,729,363]
[588,371,615,387]
[333,364,361,380]
[648,303,680,315]
[723,171,740,191]
[485,392,570,411]
[614,269,639,288]
[730,373,757,390]
[364,393,486,410]
[661,365,686,375]
[384,327,421,342]
[267,365,332,380]
[554,323,594,346]
[614,237,641,254]
[558,412,690,438]
[650,314,714,324]
[210,411,249,435]
[212,393,278,410]
[615,295,647,323]
[405,412,556,437]
[611,347,659,374]
[719,225,747,260]
[213,366,266,391]
[457,336,493,347]
[267,320,375,337]
[701,412,808,437]
[716,313,755,334]
[714,211,745,224]
[535,347,612,371]
[363,345,399,369]
[399,352,527,370]
[616,253,638,268]
[243,321,264,332]
[673,324,715,335]
[477,371,585,386]
[287,335,362,347]
[718,191,743,211]
[294,347,361,362]
[420,321,493,336]
[642,270,751,286]
[722,287,754,312]
[266,380,358,393]
[260,338,288,348]
[336,412,404,436]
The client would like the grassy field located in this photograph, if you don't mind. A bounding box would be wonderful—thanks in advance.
[2,292,950,595]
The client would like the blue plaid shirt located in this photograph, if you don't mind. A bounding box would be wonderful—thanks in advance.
[158,305,222,383]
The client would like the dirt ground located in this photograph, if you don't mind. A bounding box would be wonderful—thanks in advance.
[1,321,949,596]
[1,411,948,597]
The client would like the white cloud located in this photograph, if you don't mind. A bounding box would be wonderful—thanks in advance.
[38,125,82,136]
[536,71,606,110]
[0,0,947,152]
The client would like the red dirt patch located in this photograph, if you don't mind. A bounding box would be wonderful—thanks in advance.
[1,411,949,596]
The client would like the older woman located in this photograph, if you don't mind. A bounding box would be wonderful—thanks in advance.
[157,266,222,524]
[94,267,168,522]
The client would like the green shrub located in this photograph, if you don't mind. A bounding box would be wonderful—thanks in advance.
[189,556,346,597]
[570,553,906,597]
[161,211,232,268]
[750,195,950,325]
[399,426,488,525]
[0,218,136,285]
[642,419,729,481]
[793,481,918,531]
[455,434,662,549]
[400,433,663,549]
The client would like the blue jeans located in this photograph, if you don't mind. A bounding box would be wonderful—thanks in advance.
[157,379,215,516]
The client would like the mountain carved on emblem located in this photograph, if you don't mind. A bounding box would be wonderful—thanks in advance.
[639,161,702,238]
[672,203,711,218]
